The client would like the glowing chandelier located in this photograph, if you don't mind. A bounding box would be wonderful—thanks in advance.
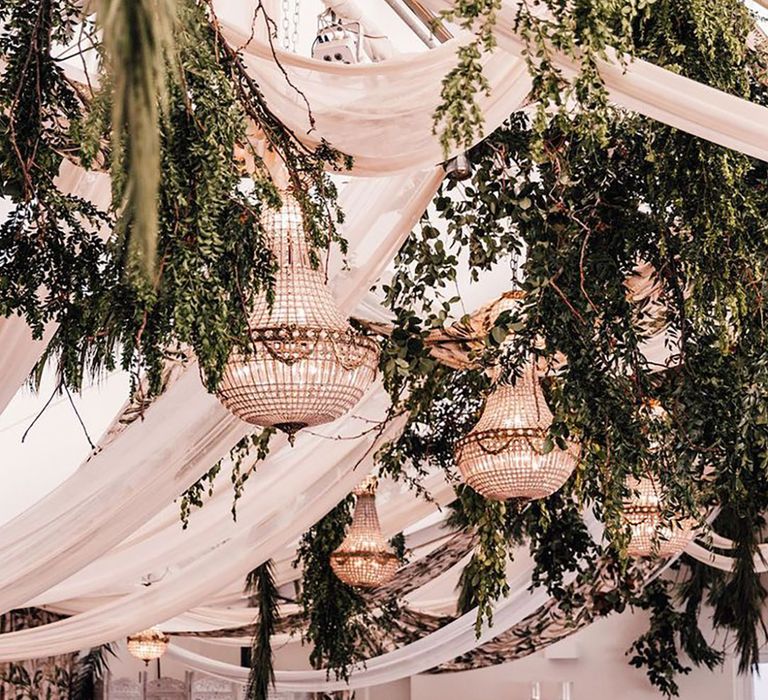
[622,477,695,558]
[331,477,399,588]
[217,194,379,441]
[455,363,576,502]
[126,627,169,665]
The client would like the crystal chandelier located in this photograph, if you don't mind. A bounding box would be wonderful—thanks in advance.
[331,477,399,588]
[455,364,576,502]
[126,627,169,665]
[217,194,379,441]
[622,477,695,558]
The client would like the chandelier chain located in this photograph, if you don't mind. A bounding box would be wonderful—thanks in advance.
[280,0,300,52]
[292,0,300,52]
[280,0,290,50]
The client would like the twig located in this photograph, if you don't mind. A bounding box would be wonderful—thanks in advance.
[63,383,97,450]
[21,379,62,443]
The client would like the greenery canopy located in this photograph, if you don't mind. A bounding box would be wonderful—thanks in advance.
[3,0,768,697]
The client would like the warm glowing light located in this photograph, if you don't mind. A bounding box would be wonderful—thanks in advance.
[126,627,169,665]
[622,477,695,558]
[455,364,576,502]
[331,477,399,588]
[217,194,379,441]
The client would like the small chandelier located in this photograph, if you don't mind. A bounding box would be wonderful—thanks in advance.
[126,627,169,665]
[330,477,399,588]
[217,194,379,441]
[455,364,576,502]
[622,477,695,558]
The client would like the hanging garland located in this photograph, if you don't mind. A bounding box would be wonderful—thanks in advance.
[0,0,349,397]
[364,0,768,693]
[4,0,768,696]
[244,561,280,700]
[293,498,401,681]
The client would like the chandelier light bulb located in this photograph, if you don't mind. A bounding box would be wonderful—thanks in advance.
[455,363,576,502]
[330,476,399,588]
[622,477,695,558]
[217,194,379,442]
[126,627,169,665]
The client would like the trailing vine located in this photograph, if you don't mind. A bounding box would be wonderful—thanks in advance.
[1,0,350,397]
[294,498,399,681]
[245,561,280,700]
[370,0,768,692]
[628,576,723,698]
[179,428,275,527]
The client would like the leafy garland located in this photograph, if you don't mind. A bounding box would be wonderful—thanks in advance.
[370,0,768,693]
[294,498,381,680]
[245,561,280,700]
[627,575,723,698]
[1,0,348,397]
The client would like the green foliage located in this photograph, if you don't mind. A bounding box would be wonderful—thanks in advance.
[97,0,177,272]
[628,577,723,698]
[294,498,399,681]
[0,0,110,338]
[449,487,514,633]
[245,561,280,700]
[378,0,768,691]
[70,644,116,700]
[522,493,598,601]
[179,428,274,527]
[295,498,367,680]
[1,0,350,402]
[433,0,501,153]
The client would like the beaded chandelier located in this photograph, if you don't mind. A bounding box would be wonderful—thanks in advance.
[217,194,379,441]
[331,477,399,588]
[126,627,169,665]
[455,364,576,502]
[622,477,695,558]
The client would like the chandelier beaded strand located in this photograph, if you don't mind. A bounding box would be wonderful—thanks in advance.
[126,627,169,665]
[622,477,695,558]
[217,194,379,442]
[330,476,399,588]
[455,363,576,502]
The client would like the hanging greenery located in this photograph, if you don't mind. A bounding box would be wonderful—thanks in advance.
[96,0,177,273]
[294,498,400,681]
[245,561,280,700]
[627,577,723,698]
[366,0,768,692]
[0,0,349,398]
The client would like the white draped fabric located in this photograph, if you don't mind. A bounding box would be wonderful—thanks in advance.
[0,169,444,618]
[685,533,768,573]
[165,563,553,692]
[214,0,768,174]
[3,0,768,672]
[0,162,111,414]
[30,465,455,608]
[0,392,407,659]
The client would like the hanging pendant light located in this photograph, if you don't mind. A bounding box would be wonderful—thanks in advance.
[622,477,695,558]
[455,364,576,502]
[126,627,169,665]
[217,194,380,442]
[331,477,399,588]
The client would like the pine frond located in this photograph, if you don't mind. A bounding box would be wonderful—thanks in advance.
[245,560,279,700]
[71,644,116,700]
[97,0,177,273]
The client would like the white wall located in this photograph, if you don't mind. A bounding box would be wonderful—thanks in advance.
[108,606,741,700]
[411,608,737,700]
